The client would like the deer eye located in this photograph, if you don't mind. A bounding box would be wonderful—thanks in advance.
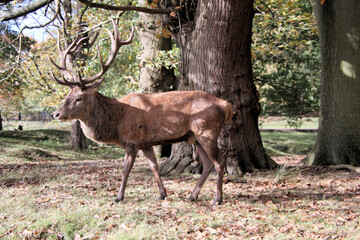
[75,97,83,103]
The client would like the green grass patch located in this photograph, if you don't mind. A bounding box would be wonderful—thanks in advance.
[0,128,124,164]
[261,131,317,156]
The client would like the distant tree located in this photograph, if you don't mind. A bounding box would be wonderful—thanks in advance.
[0,22,34,125]
[305,0,360,166]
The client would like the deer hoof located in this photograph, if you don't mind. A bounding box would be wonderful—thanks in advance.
[114,197,124,203]
[211,198,222,206]
[159,193,167,200]
[187,195,197,202]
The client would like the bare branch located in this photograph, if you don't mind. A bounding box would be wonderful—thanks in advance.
[76,0,171,15]
[19,0,60,33]
[0,0,55,22]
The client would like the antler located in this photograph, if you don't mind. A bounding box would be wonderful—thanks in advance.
[49,19,135,88]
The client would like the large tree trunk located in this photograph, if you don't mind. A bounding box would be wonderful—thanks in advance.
[305,0,360,166]
[161,0,276,175]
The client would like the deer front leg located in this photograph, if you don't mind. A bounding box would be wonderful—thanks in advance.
[142,147,167,200]
[115,144,137,202]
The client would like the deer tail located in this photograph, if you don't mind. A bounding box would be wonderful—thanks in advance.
[223,101,234,123]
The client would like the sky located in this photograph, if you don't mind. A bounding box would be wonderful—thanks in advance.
[10,7,53,42]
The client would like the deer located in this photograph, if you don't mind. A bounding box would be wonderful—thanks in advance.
[50,19,233,205]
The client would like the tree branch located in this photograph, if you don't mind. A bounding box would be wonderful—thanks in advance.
[0,0,55,22]
[76,0,171,15]
[19,0,60,33]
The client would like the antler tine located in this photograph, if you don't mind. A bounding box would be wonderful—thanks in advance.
[68,35,90,54]
[49,68,82,87]
[81,19,135,84]
[49,29,80,86]
[120,24,135,45]
[48,55,76,85]
[50,30,92,87]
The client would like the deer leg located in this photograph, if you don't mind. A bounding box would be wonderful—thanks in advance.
[115,144,137,202]
[211,151,225,205]
[197,139,225,205]
[142,147,167,200]
[188,142,214,202]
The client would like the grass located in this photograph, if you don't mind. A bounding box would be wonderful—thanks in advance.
[1,120,359,239]
[261,131,317,156]
[0,121,124,164]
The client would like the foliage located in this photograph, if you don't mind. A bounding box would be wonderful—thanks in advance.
[144,47,180,75]
[253,0,321,117]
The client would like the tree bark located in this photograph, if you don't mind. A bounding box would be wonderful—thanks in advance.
[70,119,87,149]
[0,0,54,22]
[160,0,276,175]
[305,0,360,166]
[64,0,88,149]
[138,1,176,93]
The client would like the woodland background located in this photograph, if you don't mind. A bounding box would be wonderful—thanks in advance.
[0,0,359,239]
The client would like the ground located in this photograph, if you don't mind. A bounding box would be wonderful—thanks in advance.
[0,121,359,239]
[1,156,359,239]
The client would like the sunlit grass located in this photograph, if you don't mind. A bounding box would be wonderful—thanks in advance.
[261,131,317,156]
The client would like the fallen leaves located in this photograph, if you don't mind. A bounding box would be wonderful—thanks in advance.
[1,158,360,239]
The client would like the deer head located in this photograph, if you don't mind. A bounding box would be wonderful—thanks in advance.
[50,19,134,121]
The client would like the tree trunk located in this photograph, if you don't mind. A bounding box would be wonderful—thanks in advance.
[70,119,87,149]
[161,0,276,175]
[305,0,360,166]
[64,0,87,149]
[138,1,176,157]
[0,111,2,131]
[138,0,176,93]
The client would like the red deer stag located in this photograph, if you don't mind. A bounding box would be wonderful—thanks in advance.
[50,20,233,205]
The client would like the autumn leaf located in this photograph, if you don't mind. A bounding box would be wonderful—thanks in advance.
[321,0,325,4]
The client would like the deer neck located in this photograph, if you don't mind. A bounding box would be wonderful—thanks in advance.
[79,93,122,144]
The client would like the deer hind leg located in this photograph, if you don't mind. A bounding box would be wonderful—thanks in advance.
[196,138,225,205]
[142,147,167,200]
[188,142,214,202]
[115,144,138,202]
